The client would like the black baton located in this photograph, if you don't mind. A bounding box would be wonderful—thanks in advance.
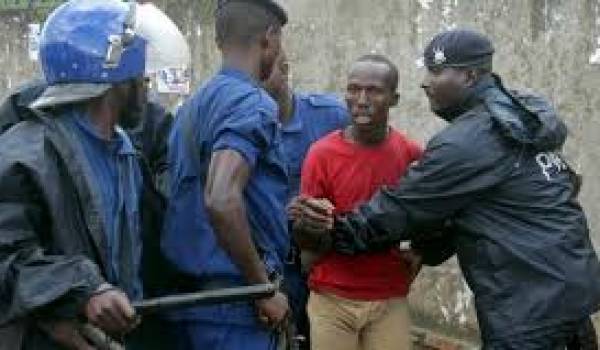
[132,283,277,314]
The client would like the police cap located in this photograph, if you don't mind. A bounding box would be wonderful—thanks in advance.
[423,29,494,68]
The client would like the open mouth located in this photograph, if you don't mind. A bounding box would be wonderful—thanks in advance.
[353,106,375,125]
[354,115,372,124]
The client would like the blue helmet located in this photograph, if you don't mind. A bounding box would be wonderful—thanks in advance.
[31,0,144,109]
[40,0,145,85]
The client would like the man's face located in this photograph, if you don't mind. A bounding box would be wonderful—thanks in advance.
[421,66,470,114]
[116,77,147,129]
[263,51,289,101]
[259,26,282,82]
[345,61,398,131]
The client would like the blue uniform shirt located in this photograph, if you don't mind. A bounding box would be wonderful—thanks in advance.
[281,93,348,198]
[163,67,289,324]
[65,109,143,300]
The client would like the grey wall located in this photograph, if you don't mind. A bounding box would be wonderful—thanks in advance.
[2,0,600,343]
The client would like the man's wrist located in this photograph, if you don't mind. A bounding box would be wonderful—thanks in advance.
[317,231,333,251]
[88,283,116,297]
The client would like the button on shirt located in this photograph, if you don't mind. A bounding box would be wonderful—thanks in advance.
[280,93,348,198]
[163,67,289,323]
[66,109,143,300]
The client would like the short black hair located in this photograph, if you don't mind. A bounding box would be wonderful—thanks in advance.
[355,54,399,92]
[215,1,285,47]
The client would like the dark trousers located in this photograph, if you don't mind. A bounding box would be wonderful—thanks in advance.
[126,314,171,350]
[484,317,598,350]
[283,244,310,350]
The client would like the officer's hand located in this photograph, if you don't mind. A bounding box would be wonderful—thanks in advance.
[287,196,308,221]
[288,196,335,232]
[83,284,139,337]
[397,248,423,284]
[38,320,95,350]
[255,291,289,329]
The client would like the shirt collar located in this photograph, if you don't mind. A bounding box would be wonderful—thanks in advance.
[281,94,303,133]
[70,108,136,156]
[219,66,256,85]
[114,127,136,156]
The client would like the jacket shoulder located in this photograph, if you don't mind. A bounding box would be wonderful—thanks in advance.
[301,93,346,110]
[0,120,48,165]
[433,107,495,148]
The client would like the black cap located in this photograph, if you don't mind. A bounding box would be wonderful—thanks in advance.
[423,29,494,68]
[217,0,288,26]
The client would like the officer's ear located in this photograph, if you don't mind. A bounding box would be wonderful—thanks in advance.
[262,25,281,50]
[464,68,479,87]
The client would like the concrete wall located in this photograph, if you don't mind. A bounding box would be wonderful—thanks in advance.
[2,0,600,345]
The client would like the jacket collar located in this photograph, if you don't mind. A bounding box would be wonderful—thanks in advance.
[38,110,110,270]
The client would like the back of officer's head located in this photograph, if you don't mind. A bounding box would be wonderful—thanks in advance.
[215,1,285,48]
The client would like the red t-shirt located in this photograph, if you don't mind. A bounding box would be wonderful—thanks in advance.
[301,129,423,300]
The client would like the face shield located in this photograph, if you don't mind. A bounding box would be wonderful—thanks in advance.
[120,2,193,128]
[134,3,191,76]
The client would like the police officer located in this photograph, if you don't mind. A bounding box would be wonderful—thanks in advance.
[294,29,600,349]
[0,1,188,349]
[161,1,290,349]
[263,50,349,350]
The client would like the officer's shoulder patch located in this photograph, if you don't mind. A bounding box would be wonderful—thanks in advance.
[304,93,345,109]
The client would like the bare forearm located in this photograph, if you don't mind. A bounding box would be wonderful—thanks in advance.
[205,150,269,285]
[207,196,269,285]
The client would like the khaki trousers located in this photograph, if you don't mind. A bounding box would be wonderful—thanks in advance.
[307,291,411,350]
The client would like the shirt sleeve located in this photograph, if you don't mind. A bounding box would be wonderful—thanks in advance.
[0,153,105,324]
[300,144,328,199]
[333,133,514,254]
[212,105,277,168]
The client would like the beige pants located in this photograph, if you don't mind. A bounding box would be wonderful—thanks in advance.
[308,291,411,350]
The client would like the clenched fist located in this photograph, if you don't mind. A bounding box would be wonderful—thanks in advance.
[255,291,289,329]
[83,284,139,337]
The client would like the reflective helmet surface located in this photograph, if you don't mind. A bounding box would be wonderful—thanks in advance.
[39,0,146,85]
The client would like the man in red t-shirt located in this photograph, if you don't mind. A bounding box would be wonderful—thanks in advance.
[293,55,423,350]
